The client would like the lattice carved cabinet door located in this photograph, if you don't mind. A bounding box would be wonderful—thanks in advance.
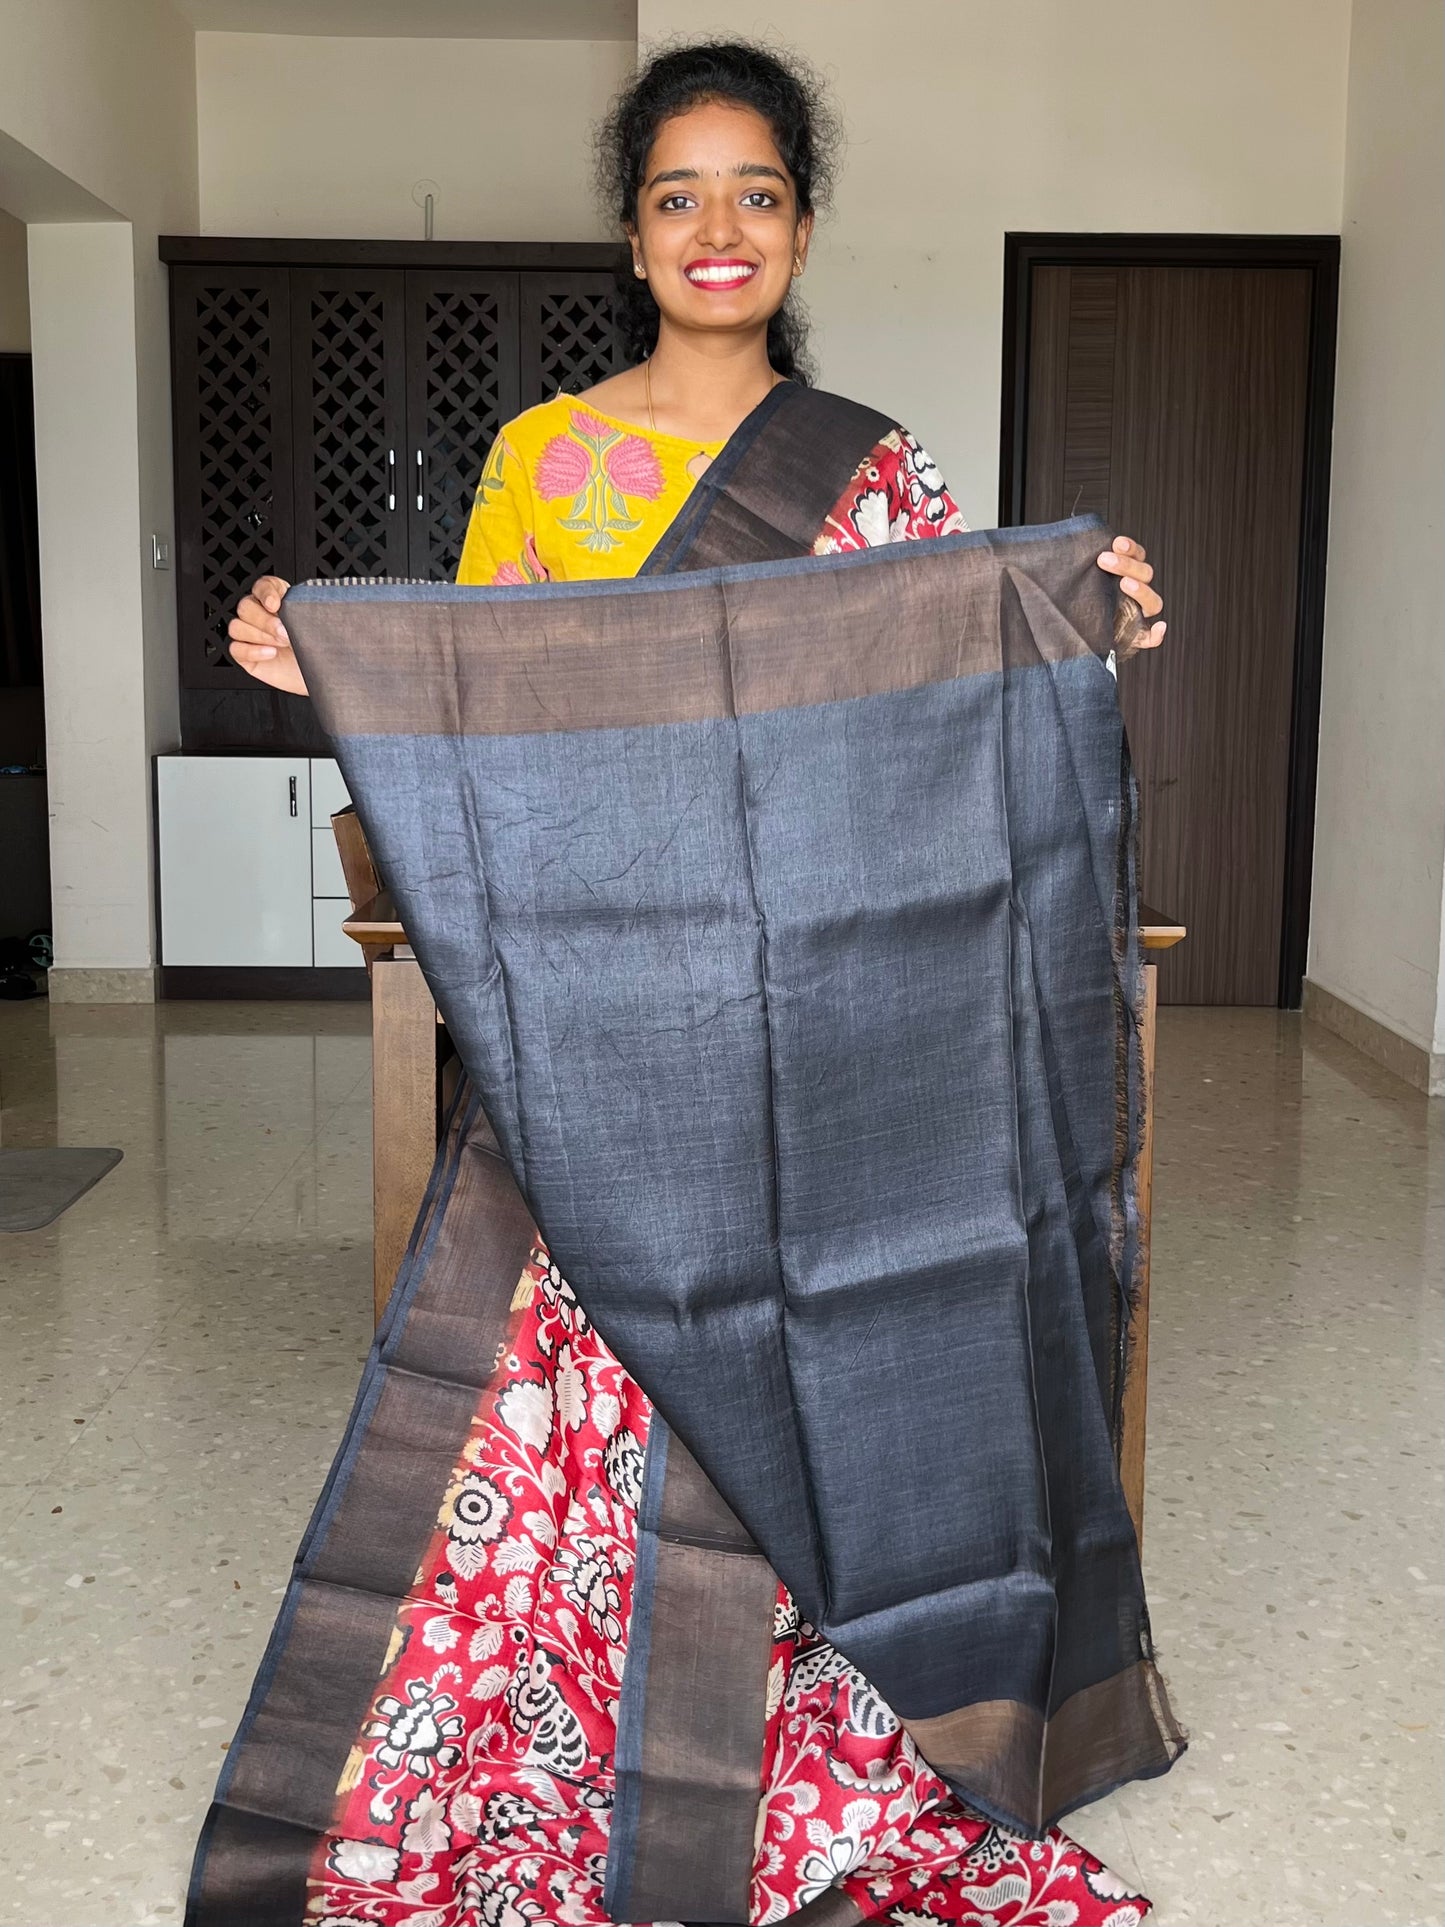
[405,271,521,581]
[171,266,295,687]
[291,270,410,582]
[520,271,623,408]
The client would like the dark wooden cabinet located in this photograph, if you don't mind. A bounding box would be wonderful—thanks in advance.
[163,240,624,749]
[170,265,296,697]
[290,267,411,587]
[520,271,618,410]
[406,270,521,582]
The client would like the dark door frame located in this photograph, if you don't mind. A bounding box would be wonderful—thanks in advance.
[998,232,1340,1010]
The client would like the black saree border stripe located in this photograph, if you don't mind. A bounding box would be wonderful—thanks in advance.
[666,386,900,573]
[637,374,797,575]
[287,1083,476,1580]
[786,1888,868,1926]
[205,1083,474,1810]
[186,1093,472,1922]
[605,1419,780,1926]
[638,381,897,576]
[203,1577,407,1833]
[186,1079,540,1925]
[185,1806,321,1927]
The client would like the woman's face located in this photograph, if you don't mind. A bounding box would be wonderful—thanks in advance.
[629,99,811,347]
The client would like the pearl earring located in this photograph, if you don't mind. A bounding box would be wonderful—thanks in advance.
[634,261,646,278]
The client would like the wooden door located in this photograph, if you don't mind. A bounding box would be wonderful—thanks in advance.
[291,269,410,583]
[519,270,624,408]
[1006,246,1336,1005]
[171,265,295,691]
[404,270,521,582]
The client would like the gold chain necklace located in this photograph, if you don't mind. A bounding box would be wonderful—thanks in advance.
[645,356,780,444]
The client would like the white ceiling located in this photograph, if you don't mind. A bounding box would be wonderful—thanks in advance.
[174,0,635,39]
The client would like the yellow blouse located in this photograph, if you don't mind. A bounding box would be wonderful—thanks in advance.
[456,395,723,587]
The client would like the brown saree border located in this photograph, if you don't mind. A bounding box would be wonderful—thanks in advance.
[186,1089,538,1924]
[606,1424,779,1925]
[284,520,1119,747]
[903,1656,1187,1838]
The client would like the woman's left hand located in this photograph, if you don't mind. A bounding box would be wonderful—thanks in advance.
[1096,536,1166,652]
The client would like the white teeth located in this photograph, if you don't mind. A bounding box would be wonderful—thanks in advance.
[686,264,756,284]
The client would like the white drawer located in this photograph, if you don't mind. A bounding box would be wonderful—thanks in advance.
[157,756,313,966]
[313,899,365,968]
[312,826,348,899]
[310,757,351,828]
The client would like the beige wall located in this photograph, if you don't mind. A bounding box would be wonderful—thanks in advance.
[0,0,197,984]
[196,33,634,240]
[637,0,1350,520]
[29,224,156,975]
[5,1,1438,1049]
[1309,0,1445,1070]
[634,1,1445,1078]
[0,0,196,232]
[0,208,28,351]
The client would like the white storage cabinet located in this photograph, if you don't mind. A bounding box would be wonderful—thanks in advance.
[156,756,362,969]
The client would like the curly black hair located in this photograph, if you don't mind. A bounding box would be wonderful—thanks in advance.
[595,39,840,383]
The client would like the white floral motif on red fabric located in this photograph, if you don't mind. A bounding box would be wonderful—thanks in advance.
[813,430,968,554]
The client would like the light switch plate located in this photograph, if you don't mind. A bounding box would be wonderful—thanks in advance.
[151,534,171,570]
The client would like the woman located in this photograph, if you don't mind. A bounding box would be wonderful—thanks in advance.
[208,41,1172,1927]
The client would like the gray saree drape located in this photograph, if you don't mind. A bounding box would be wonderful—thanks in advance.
[185,386,1184,1927]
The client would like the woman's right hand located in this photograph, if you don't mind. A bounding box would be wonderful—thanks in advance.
[227,575,308,695]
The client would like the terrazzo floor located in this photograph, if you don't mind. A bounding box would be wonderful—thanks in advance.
[0,999,1439,1926]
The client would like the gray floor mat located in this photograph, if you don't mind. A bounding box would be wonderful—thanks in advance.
[0,1148,123,1231]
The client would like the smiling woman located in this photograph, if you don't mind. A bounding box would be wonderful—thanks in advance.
[193,38,1179,1927]
[597,38,831,389]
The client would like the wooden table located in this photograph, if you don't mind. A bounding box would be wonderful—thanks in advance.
[1123,905,1183,1552]
[343,893,1184,1550]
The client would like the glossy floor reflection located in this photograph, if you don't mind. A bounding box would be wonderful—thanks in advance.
[0,1001,1439,1927]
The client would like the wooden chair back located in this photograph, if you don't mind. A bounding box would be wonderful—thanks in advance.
[331,805,387,971]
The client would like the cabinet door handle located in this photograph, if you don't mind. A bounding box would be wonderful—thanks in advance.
[415,447,425,512]
[387,447,396,512]
[289,774,298,818]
